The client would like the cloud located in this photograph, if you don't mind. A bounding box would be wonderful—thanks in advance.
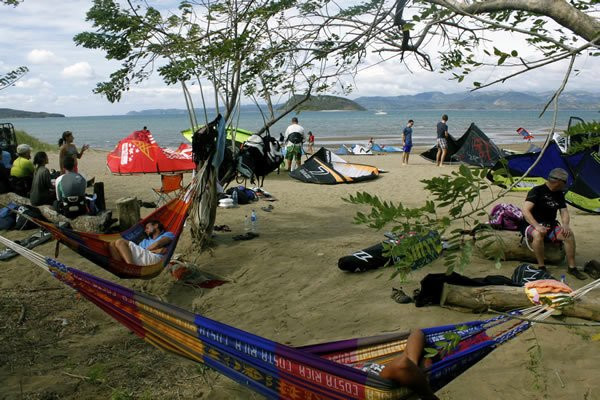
[61,62,96,80]
[14,77,53,89]
[26,49,63,64]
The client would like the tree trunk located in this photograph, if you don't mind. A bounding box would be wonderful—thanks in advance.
[190,161,217,250]
[441,283,600,322]
[116,197,140,230]
[473,229,565,264]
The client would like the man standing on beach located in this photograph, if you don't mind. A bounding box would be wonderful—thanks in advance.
[402,120,414,165]
[435,115,449,167]
[284,117,305,171]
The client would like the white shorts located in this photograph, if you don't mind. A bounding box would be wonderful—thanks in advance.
[127,241,164,266]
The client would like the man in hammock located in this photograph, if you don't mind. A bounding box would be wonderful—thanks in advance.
[359,329,439,400]
[109,220,175,266]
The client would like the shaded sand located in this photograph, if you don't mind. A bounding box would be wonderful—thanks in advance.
[1,148,599,399]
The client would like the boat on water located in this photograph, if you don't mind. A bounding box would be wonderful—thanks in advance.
[374,110,387,115]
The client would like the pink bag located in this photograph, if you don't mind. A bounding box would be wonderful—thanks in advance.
[489,203,524,231]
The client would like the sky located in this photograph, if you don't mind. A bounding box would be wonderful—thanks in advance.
[0,0,598,117]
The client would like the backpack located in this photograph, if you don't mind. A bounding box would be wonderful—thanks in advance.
[287,131,303,145]
[489,203,524,231]
[57,195,88,219]
[15,204,46,230]
[511,263,553,286]
[225,186,257,205]
[0,202,17,230]
[237,133,283,184]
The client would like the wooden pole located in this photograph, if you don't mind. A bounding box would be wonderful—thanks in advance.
[440,283,600,322]
[116,197,140,230]
[473,229,565,264]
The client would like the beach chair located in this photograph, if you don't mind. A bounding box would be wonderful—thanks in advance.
[153,173,184,207]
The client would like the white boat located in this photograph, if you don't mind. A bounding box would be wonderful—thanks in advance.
[374,110,387,115]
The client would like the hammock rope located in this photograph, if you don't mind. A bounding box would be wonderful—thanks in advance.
[2,234,599,399]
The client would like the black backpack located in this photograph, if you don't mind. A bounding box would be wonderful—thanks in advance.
[511,263,554,286]
[15,205,46,230]
[56,195,87,219]
[237,133,283,184]
[288,131,303,144]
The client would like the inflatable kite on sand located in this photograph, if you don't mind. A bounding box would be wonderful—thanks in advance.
[290,147,379,184]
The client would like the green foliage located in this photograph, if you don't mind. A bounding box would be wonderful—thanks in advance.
[346,165,505,277]
[86,363,106,383]
[565,120,600,154]
[15,130,56,152]
[110,388,134,400]
[424,324,468,358]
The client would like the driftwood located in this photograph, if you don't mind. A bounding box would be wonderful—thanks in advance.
[116,197,140,230]
[441,283,600,322]
[474,229,565,264]
[0,192,112,233]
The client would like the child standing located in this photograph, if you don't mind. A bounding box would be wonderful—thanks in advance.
[402,120,414,165]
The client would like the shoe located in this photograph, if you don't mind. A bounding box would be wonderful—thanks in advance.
[583,260,600,280]
[233,232,259,241]
[567,267,587,281]
[391,287,412,304]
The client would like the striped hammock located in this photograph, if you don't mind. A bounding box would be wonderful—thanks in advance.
[2,235,599,400]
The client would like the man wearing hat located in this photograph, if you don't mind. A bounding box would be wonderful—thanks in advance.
[522,168,586,280]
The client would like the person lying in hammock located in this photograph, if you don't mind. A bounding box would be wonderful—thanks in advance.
[358,329,439,400]
[109,220,175,266]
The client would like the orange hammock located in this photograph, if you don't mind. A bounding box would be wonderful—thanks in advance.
[34,184,195,279]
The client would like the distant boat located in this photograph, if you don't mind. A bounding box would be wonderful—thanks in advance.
[374,110,387,115]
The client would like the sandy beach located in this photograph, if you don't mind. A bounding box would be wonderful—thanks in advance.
[1,147,599,400]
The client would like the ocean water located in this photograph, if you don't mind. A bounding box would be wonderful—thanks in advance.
[6,109,598,150]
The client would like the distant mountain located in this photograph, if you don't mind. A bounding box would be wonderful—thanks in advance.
[0,108,65,118]
[353,91,600,110]
[280,95,366,111]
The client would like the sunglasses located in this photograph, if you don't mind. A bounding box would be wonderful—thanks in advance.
[549,176,567,183]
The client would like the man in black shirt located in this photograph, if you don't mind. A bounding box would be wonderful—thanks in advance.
[435,114,449,167]
[522,168,586,280]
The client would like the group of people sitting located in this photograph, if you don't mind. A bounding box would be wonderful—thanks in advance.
[0,131,91,218]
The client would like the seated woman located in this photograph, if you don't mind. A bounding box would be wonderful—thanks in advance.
[108,220,175,266]
[10,144,34,196]
[358,329,439,400]
[30,152,56,206]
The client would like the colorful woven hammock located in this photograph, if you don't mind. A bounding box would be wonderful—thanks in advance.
[4,236,581,400]
[32,184,195,279]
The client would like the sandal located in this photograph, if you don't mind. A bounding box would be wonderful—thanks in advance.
[583,260,600,280]
[391,287,412,304]
[233,232,259,241]
[567,267,587,281]
[214,224,232,232]
[260,205,274,212]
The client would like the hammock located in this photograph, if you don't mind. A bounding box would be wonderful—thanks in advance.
[31,183,195,279]
[4,237,597,399]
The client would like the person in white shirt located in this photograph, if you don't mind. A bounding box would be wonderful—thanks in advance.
[283,117,305,171]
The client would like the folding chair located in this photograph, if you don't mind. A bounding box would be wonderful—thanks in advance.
[152,173,184,207]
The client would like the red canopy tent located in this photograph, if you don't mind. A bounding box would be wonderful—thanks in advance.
[107,130,195,175]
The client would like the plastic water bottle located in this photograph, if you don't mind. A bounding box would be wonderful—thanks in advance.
[560,274,566,284]
[231,190,238,207]
[250,210,258,234]
[244,215,251,232]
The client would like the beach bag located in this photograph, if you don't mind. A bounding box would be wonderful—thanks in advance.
[225,186,256,205]
[511,263,553,286]
[0,202,17,230]
[15,205,46,230]
[56,195,87,219]
[288,131,303,144]
[489,203,524,231]
[237,133,282,183]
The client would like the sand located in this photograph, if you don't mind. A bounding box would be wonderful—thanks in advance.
[1,148,599,400]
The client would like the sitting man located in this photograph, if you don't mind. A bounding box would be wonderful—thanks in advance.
[55,155,87,217]
[522,168,586,280]
[109,220,175,266]
[10,144,34,196]
[357,329,439,400]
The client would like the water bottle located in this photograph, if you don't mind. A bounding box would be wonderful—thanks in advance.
[250,210,258,234]
[231,190,238,207]
[560,274,566,284]
[244,215,251,232]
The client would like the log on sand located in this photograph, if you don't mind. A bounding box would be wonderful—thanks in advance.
[0,193,112,233]
[474,229,565,264]
[441,283,600,322]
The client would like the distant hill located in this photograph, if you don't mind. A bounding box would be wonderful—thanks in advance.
[0,108,65,118]
[353,91,600,111]
[280,95,366,111]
